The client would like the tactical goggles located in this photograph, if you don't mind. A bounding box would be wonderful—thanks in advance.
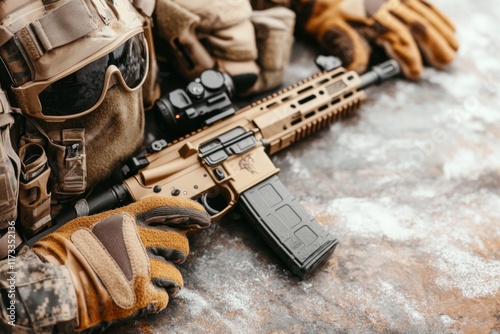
[11,32,148,121]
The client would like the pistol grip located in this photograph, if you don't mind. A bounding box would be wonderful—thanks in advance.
[239,175,337,279]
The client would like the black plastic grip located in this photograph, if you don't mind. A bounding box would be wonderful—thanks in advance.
[27,183,130,246]
[238,175,338,279]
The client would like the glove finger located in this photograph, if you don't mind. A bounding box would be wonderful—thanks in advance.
[388,1,457,69]
[150,258,183,297]
[154,0,215,80]
[204,20,258,61]
[251,7,295,71]
[135,197,211,232]
[238,7,295,95]
[198,19,260,93]
[372,10,423,79]
[174,0,252,31]
[411,0,456,33]
[318,19,371,74]
[139,227,189,263]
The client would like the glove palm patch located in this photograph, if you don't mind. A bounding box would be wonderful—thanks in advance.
[71,213,148,309]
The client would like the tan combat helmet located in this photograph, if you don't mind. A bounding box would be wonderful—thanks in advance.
[0,0,156,121]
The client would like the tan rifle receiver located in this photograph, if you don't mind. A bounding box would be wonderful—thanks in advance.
[30,59,400,278]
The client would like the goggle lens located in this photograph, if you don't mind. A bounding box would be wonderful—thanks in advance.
[38,33,147,117]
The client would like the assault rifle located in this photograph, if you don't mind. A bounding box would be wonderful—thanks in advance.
[30,57,400,278]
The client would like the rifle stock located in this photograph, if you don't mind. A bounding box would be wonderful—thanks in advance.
[30,59,400,278]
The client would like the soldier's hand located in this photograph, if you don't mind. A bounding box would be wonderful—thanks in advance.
[154,0,295,95]
[0,197,210,333]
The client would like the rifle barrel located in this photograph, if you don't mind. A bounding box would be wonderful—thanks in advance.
[359,59,400,89]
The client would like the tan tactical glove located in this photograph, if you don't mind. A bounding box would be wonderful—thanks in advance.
[0,197,210,333]
[154,0,295,95]
[255,0,458,79]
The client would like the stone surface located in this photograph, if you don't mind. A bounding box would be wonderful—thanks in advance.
[110,1,499,332]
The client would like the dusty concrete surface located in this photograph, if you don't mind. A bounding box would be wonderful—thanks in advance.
[110,0,499,333]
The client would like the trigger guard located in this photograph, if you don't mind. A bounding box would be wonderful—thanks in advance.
[199,193,220,216]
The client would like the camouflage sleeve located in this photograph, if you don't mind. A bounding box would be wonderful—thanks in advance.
[0,248,78,333]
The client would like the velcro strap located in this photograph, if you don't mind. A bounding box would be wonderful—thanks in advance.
[32,0,98,53]
[15,0,98,60]
[60,129,86,193]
